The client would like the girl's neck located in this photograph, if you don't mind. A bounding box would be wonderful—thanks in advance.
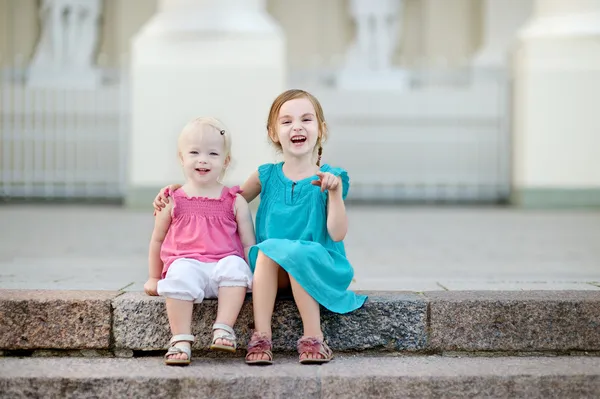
[181,180,223,198]
[282,155,319,181]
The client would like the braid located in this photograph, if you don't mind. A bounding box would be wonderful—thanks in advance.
[316,145,323,166]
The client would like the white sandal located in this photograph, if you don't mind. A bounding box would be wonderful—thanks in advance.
[209,323,237,353]
[164,334,194,366]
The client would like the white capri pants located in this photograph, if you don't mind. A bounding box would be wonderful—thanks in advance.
[157,255,253,303]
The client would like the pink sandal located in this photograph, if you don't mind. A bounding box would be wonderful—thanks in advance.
[245,332,274,365]
[297,336,333,364]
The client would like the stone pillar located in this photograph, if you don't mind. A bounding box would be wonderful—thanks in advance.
[472,0,532,74]
[27,0,103,88]
[512,0,600,208]
[127,0,285,207]
[336,0,409,91]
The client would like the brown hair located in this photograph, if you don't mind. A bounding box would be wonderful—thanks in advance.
[266,89,328,166]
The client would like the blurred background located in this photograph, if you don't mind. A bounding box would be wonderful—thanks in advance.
[2,0,598,207]
[0,0,599,291]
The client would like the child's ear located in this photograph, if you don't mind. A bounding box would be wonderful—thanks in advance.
[224,155,231,168]
[178,151,184,164]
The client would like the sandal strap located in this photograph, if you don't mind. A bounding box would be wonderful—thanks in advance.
[212,323,236,339]
[169,334,195,345]
[211,331,237,349]
[245,349,273,361]
[246,332,272,353]
[297,336,333,358]
[245,332,273,361]
[320,341,333,358]
[165,344,191,359]
[213,331,236,342]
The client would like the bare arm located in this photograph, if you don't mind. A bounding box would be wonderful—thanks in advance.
[147,201,173,292]
[240,170,261,203]
[312,172,348,242]
[326,183,348,241]
[234,194,256,262]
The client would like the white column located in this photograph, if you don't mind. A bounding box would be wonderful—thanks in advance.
[28,0,103,88]
[127,0,285,207]
[472,0,533,70]
[512,0,600,207]
[337,0,409,91]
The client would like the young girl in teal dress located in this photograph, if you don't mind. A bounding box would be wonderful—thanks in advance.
[154,89,367,365]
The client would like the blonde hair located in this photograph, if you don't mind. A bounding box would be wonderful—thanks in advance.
[178,116,232,159]
[266,89,328,166]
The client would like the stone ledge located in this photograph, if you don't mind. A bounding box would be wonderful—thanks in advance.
[1,356,599,399]
[111,291,428,352]
[1,290,599,354]
[0,290,118,350]
[426,291,600,351]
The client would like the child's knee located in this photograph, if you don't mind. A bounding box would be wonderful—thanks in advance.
[256,251,280,269]
[214,255,253,289]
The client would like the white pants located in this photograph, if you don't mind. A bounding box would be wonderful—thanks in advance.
[157,255,252,303]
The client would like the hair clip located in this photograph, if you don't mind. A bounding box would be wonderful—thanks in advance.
[220,130,225,135]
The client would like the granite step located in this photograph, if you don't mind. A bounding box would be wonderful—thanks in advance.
[1,290,599,354]
[1,355,599,398]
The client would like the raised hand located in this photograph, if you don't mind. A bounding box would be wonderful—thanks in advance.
[311,172,341,193]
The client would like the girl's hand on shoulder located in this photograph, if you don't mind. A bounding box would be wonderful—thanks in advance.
[144,278,160,296]
[312,172,342,193]
[152,184,181,214]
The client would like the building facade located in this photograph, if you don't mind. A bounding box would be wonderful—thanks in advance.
[0,0,598,208]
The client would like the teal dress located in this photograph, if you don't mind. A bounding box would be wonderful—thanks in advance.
[248,162,367,314]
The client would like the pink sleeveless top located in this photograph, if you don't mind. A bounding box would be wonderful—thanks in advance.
[160,186,245,278]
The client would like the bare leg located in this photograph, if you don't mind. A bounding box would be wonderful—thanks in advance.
[165,298,194,360]
[252,251,279,335]
[246,251,289,361]
[288,275,326,360]
[213,286,247,347]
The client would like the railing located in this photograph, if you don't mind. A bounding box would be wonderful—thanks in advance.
[0,67,129,200]
[0,63,510,204]
[293,65,512,203]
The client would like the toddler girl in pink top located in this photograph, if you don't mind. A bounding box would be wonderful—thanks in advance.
[144,117,255,366]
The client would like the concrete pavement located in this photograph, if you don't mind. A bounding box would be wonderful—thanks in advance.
[0,204,598,292]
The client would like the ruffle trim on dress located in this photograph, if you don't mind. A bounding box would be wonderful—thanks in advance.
[168,186,242,202]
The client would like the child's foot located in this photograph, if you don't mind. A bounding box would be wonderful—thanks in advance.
[166,342,191,361]
[210,323,237,353]
[213,329,235,348]
[245,332,273,365]
[164,334,194,366]
[297,336,333,364]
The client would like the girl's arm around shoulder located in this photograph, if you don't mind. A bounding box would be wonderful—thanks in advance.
[234,194,256,262]
[145,201,173,296]
[152,184,182,213]
[240,170,261,204]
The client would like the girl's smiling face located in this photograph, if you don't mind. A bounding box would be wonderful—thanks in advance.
[179,124,229,184]
[272,97,321,160]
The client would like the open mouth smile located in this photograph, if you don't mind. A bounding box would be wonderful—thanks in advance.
[291,135,307,145]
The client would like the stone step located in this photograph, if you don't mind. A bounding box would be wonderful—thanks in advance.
[1,355,599,398]
[1,290,599,354]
